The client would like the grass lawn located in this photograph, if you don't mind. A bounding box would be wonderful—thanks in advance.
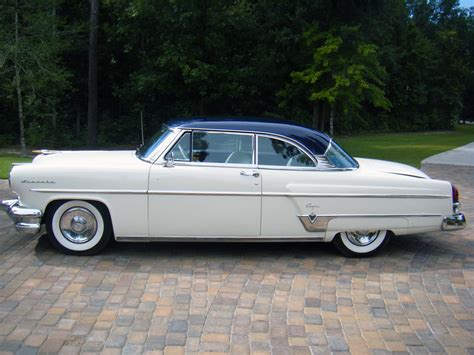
[0,155,32,180]
[0,125,473,179]
[337,124,474,167]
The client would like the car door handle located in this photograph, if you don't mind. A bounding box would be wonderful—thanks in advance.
[240,170,260,178]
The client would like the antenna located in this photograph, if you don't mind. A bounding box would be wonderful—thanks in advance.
[140,111,144,146]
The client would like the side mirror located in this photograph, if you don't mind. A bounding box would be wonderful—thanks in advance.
[165,152,175,167]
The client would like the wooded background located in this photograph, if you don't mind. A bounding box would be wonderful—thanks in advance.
[1,0,473,151]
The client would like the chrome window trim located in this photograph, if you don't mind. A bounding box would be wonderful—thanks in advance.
[165,131,192,162]
[190,130,256,165]
[256,134,318,168]
[152,127,358,171]
[143,127,183,163]
[163,161,257,169]
[156,129,256,166]
[324,139,332,156]
[253,134,257,166]
[322,138,360,170]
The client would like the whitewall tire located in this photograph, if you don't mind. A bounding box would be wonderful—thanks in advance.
[333,230,390,257]
[46,200,112,255]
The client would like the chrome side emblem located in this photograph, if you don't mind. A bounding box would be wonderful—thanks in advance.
[297,214,333,232]
[306,203,320,210]
[21,180,56,184]
[308,212,318,223]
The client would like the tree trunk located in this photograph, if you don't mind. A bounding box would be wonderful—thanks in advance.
[52,107,57,130]
[74,97,82,136]
[329,106,334,137]
[319,103,326,132]
[199,99,204,116]
[87,0,99,148]
[51,2,57,132]
[197,0,208,116]
[14,1,26,155]
[312,101,320,130]
[76,111,81,136]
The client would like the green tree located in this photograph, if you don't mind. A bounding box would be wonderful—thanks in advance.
[87,0,99,148]
[281,26,391,136]
[1,0,473,148]
[0,0,71,153]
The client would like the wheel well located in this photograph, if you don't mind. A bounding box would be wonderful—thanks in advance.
[43,199,112,225]
[329,229,395,242]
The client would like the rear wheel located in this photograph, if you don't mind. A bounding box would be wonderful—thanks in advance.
[46,200,112,255]
[333,230,390,257]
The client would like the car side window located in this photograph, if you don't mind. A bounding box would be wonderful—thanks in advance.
[192,131,253,164]
[166,132,191,161]
[258,136,315,167]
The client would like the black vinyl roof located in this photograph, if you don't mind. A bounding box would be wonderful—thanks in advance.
[166,117,331,155]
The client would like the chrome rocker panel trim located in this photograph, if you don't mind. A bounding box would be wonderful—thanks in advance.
[0,199,43,236]
[115,236,325,242]
[442,213,466,231]
[298,213,442,232]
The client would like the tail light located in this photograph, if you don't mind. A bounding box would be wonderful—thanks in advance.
[451,184,459,204]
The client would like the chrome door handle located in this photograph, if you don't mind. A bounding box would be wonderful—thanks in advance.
[240,170,260,178]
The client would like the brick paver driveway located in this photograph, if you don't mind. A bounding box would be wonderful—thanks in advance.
[0,164,473,354]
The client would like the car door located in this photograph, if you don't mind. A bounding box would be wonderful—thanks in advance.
[257,135,322,237]
[148,130,261,237]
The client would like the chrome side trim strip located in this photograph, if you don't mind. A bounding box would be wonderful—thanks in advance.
[148,190,260,196]
[30,188,450,199]
[115,236,325,242]
[298,213,442,232]
[30,189,147,194]
[265,193,450,199]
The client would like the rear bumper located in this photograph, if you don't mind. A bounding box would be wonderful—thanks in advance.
[0,199,43,236]
[442,213,466,231]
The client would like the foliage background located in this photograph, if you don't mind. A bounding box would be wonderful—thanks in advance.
[1,0,473,149]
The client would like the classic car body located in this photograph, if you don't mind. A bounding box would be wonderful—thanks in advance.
[1,117,466,256]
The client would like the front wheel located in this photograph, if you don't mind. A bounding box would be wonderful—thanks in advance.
[333,230,390,257]
[46,200,112,255]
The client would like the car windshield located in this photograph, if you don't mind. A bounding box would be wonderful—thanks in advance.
[323,140,358,169]
[138,125,173,160]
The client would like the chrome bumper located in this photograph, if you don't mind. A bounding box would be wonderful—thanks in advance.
[0,199,43,236]
[442,213,466,231]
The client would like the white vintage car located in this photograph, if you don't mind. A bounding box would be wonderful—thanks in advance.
[1,118,466,257]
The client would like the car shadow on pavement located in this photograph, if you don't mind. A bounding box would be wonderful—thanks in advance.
[32,232,473,270]
[34,233,339,258]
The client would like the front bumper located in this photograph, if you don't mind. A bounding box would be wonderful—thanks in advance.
[442,213,466,231]
[0,199,43,236]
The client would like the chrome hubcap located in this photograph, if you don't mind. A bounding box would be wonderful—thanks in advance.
[346,230,379,246]
[60,207,97,244]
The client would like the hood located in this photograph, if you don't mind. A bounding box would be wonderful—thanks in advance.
[32,150,137,166]
[355,157,429,179]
